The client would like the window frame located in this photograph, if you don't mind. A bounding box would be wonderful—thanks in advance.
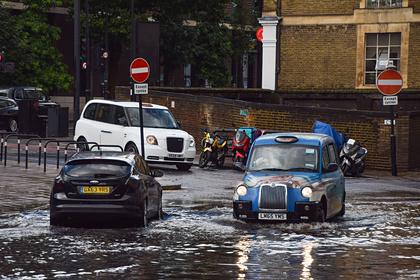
[83,103,97,120]
[365,0,403,9]
[364,32,401,85]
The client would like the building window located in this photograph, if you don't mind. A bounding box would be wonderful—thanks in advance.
[364,33,401,85]
[366,0,402,8]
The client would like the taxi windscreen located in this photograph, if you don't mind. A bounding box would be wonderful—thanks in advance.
[64,160,131,178]
[248,144,319,172]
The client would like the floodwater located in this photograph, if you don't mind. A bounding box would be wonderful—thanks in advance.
[0,190,419,279]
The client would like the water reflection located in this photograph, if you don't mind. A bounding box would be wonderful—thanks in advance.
[234,236,253,279]
[300,241,315,280]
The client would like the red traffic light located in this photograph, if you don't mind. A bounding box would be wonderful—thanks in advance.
[0,53,4,62]
[256,27,263,42]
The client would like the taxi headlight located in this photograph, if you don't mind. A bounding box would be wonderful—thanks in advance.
[189,138,195,147]
[301,186,312,198]
[236,185,248,196]
[146,135,158,145]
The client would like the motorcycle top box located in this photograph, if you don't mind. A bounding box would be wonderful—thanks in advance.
[233,133,346,223]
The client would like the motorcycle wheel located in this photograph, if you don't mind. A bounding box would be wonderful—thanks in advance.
[341,164,350,176]
[199,151,210,168]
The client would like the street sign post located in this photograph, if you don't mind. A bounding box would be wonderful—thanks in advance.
[130,58,150,158]
[377,69,403,176]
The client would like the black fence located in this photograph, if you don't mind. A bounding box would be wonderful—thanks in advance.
[0,132,99,172]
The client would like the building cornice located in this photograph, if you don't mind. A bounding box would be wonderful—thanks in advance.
[282,8,420,26]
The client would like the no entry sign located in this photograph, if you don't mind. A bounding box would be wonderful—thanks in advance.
[376,69,403,96]
[130,58,150,83]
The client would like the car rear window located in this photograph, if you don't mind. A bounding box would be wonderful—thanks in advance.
[64,160,131,178]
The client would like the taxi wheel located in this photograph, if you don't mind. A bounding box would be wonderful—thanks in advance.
[316,200,326,222]
[125,142,139,154]
[76,137,89,151]
[176,164,192,171]
[141,199,148,227]
[158,192,163,220]
[338,193,346,216]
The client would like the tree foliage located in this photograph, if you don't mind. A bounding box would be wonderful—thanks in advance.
[0,1,73,93]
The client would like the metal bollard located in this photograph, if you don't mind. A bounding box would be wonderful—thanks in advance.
[44,147,47,172]
[0,137,3,162]
[38,142,42,166]
[17,139,21,164]
[56,145,60,169]
[25,144,29,169]
[3,141,7,166]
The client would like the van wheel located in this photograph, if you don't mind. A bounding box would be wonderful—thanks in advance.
[8,119,18,133]
[125,142,139,154]
[176,164,192,171]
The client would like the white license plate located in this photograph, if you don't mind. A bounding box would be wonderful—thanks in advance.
[168,154,183,158]
[258,212,287,221]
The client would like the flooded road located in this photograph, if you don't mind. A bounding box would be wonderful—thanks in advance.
[0,166,419,279]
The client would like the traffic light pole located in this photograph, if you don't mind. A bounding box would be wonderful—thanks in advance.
[130,0,136,102]
[74,0,81,124]
[85,0,91,102]
[390,105,397,176]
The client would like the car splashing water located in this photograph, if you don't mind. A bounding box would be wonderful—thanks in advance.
[0,191,419,280]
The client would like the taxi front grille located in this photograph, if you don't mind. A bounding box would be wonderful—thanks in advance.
[167,137,184,152]
[259,184,287,210]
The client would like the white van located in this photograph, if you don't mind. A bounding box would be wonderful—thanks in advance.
[74,100,196,171]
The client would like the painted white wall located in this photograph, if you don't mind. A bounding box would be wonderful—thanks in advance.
[258,16,280,90]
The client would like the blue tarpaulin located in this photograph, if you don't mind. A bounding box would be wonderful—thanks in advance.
[312,121,345,150]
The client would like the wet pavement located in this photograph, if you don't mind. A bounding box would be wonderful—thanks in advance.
[0,162,419,279]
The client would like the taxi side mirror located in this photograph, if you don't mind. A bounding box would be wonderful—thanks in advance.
[326,163,339,173]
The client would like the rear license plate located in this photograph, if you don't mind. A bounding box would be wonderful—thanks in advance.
[258,213,287,221]
[168,153,183,158]
[79,186,110,194]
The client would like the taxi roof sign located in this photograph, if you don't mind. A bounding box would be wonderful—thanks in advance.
[275,136,298,143]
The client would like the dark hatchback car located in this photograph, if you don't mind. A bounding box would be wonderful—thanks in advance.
[0,86,58,115]
[50,151,163,227]
[0,97,18,132]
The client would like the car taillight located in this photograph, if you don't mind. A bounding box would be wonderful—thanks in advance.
[33,100,39,111]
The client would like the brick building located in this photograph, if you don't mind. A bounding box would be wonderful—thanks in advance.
[261,0,420,92]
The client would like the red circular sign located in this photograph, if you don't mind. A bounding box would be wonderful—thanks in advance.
[256,27,263,42]
[130,58,150,83]
[376,69,403,96]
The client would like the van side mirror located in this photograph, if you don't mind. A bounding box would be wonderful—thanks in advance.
[326,163,339,173]
[151,169,163,178]
[177,121,182,128]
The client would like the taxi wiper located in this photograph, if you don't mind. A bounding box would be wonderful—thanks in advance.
[255,168,288,171]
[285,167,315,172]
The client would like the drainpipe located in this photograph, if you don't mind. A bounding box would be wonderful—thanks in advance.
[258,16,279,90]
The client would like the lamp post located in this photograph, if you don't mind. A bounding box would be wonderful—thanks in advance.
[130,0,136,101]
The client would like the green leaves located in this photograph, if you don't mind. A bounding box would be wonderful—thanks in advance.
[0,2,72,93]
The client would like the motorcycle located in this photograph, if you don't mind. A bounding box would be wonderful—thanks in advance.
[339,138,368,177]
[231,127,262,170]
[199,129,228,168]
[312,120,367,177]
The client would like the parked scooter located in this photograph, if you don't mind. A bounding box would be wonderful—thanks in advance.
[231,127,262,170]
[199,129,228,168]
[339,138,368,177]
